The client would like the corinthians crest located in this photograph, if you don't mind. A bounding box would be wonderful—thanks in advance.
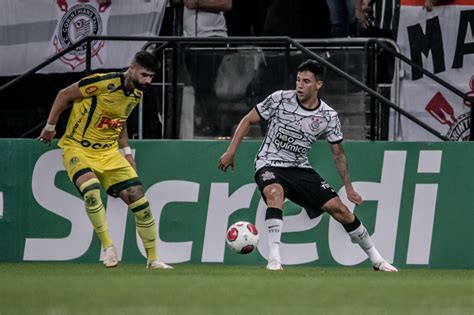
[425,76,473,141]
[52,0,111,70]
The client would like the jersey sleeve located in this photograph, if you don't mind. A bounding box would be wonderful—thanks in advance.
[255,90,282,121]
[77,74,108,97]
[325,113,344,143]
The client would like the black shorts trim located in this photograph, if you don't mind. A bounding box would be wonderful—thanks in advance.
[72,168,94,196]
[106,178,142,198]
[72,168,93,184]
[255,166,338,219]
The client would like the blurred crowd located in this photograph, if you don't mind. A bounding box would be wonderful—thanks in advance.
[158,0,454,40]
[92,0,456,138]
[89,0,455,42]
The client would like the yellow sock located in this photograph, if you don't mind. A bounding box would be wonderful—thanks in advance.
[129,197,157,261]
[79,178,113,248]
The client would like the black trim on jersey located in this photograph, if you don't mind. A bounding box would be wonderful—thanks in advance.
[78,72,121,87]
[296,95,321,111]
[328,139,343,144]
[82,96,97,139]
[106,178,142,197]
[255,106,266,121]
[119,73,136,97]
[129,90,142,101]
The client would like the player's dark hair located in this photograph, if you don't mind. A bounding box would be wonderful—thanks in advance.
[133,50,160,73]
[297,59,324,81]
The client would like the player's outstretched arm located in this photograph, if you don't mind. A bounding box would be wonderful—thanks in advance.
[37,82,83,146]
[218,108,261,172]
[330,142,363,205]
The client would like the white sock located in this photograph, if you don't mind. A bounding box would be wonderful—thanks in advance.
[348,223,384,265]
[266,218,282,262]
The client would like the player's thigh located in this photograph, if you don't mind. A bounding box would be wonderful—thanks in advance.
[62,148,98,188]
[262,183,285,207]
[286,168,338,219]
[255,167,286,208]
[99,151,142,198]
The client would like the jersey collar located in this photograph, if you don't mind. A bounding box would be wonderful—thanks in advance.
[119,73,136,96]
[296,93,321,111]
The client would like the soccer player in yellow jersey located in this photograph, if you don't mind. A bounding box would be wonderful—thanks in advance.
[37,51,173,269]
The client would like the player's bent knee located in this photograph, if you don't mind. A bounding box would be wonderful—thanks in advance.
[263,184,285,206]
[119,184,145,204]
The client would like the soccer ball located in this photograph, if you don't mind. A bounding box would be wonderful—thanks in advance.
[226,221,259,254]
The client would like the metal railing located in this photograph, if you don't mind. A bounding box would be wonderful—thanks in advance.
[366,38,473,141]
[2,35,468,141]
[143,37,401,140]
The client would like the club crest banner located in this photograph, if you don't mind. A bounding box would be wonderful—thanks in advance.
[395,0,473,141]
[50,0,111,71]
[0,0,166,75]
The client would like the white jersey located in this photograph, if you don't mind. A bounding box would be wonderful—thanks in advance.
[183,8,228,37]
[255,90,343,171]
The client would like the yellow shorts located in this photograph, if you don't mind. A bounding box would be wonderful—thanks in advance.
[63,147,140,197]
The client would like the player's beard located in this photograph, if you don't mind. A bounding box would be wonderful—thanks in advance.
[132,79,149,91]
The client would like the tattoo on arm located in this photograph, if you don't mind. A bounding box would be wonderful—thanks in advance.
[119,124,129,148]
[332,144,351,186]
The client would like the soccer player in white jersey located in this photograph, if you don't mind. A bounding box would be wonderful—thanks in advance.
[218,59,397,272]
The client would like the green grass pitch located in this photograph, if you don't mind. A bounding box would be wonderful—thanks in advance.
[0,263,472,315]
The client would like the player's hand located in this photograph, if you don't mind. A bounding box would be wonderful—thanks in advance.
[37,129,56,146]
[124,154,137,171]
[218,152,234,172]
[346,187,363,206]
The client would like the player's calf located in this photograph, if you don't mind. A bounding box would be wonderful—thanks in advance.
[80,178,114,249]
[343,216,398,272]
[129,196,172,269]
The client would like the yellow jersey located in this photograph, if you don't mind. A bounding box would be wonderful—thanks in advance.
[58,72,142,152]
